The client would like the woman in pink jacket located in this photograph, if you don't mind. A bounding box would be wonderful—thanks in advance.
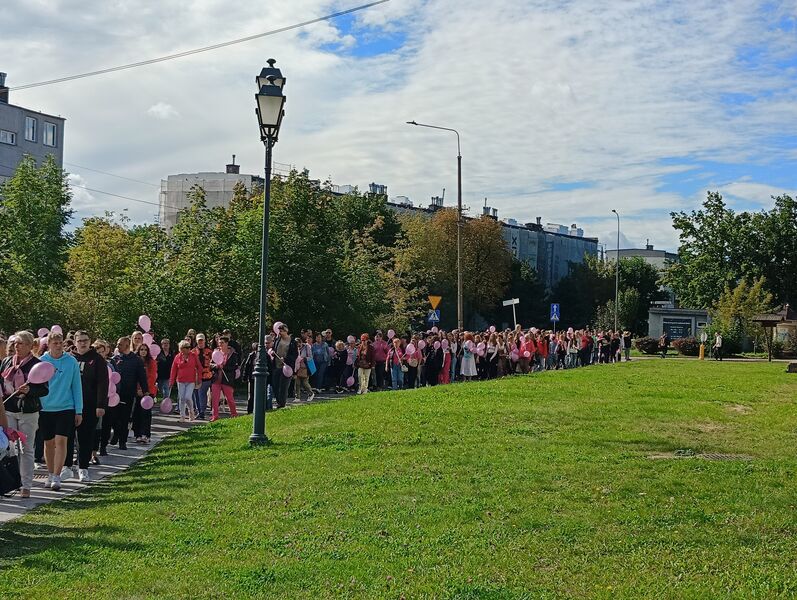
[169,340,201,421]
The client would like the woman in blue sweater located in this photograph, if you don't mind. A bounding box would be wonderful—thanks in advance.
[39,332,83,491]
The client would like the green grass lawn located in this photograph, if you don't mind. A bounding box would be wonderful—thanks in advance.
[2,361,797,599]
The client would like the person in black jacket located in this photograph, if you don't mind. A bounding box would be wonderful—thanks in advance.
[109,337,149,450]
[65,331,108,481]
[424,340,443,387]
[241,343,258,414]
[272,324,298,408]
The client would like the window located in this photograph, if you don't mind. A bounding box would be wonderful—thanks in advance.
[24,116,37,142]
[43,122,57,147]
[0,130,15,145]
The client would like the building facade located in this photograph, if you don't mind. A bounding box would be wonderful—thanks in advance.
[386,195,598,290]
[0,73,65,184]
[158,158,264,230]
[648,307,710,340]
[616,242,679,306]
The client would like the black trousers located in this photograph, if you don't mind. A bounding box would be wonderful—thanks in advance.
[374,361,386,389]
[65,411,98,469]
[246,380,255,414]
[132,398,152,438]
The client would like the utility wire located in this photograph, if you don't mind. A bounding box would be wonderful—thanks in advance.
[64,162,160,187]
[10,0,390,91]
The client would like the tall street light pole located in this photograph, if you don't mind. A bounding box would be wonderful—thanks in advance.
[406,120,463,331]
[250,59,286,446]
[611,209,620,332]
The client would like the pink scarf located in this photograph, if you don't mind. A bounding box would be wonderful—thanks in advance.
[2,354,33,396]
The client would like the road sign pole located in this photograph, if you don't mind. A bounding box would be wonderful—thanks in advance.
[512,303,517,329]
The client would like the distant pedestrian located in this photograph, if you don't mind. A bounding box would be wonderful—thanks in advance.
[713,332,723,361]
[659,333,669,358]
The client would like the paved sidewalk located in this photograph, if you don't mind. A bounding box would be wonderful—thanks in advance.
[0,392,346,524]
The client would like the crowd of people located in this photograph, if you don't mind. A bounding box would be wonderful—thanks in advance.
[0,320,633,497]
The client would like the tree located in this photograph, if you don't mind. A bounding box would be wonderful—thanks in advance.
[399,209,512,329]
[618,257,667,333]
[749,195,797,304]
[593,288,640,332]
[499,260,548,328]
[551,255,615,328]
[663,191,755,308]
[709,277,774,353]
[0,155,73,332]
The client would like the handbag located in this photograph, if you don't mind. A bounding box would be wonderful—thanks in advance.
[401,364,409,373]
[0,454,22,496]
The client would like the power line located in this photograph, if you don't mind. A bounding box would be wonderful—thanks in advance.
[10,0,390,91]
[64,162,160,187]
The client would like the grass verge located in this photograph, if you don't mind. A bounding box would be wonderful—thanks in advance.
[1,361,796,598]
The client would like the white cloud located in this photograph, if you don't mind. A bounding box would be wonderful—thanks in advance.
[146,102,180,120]
[1,0,794,249]
[719,181,791,207]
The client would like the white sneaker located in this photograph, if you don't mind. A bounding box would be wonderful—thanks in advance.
[44,474,53,489]
[51,475,61,491]
[60,466,72,481]
[78,469,90,483]
[308,393,315,402]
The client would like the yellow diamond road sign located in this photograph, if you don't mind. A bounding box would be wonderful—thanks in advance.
[428,295,442,310]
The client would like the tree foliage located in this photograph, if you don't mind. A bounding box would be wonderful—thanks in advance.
[708,277,774,353]
[0,155,73,332]
[664,191,796,308]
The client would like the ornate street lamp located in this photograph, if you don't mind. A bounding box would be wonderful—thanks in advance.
[250,59,286,445]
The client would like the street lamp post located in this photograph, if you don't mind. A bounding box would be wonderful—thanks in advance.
[406,120,463,331]
[611,209,620,332]
[250,59,286,446]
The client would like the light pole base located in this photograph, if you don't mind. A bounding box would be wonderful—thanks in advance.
[249,433,271,446]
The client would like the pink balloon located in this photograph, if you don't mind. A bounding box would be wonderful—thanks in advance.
[431,327,439,334]
[212,349,225,365]
[50,325,63,335]
[417,340,426,350]
[141,396,154,410]
[27,361,56,384]
[477,349,485,357]
[477,342,486,350]
[111,371,121,384]
[108,382,116,396]
[441,339,449,349]
[433,341,441,350]
[347,336,355,344]
[282,364,293,378]
[387,329,395,339]
[406,343,416,354]
[272,321,284,335]
[346,376,355,387]
[489,326,496,333]
[149,343,161,358]
[510,351,519,361]
[37,327,50,338]
[138,315,151,331]
[160,398,173,414]
[108,394,120,407]
[524,350,531,358]
[142,333,153,346]
[328,346,335,356]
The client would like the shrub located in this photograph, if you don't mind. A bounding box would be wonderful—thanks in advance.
[635,336,660,354]
[771,340,785,359]
[672,336,700,356]
[784,334,797,357]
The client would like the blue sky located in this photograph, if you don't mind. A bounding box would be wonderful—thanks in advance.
[2,0,795,251]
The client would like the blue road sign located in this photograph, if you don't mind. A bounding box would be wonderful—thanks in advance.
[427,309,440,323]
[550,303,560,322]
